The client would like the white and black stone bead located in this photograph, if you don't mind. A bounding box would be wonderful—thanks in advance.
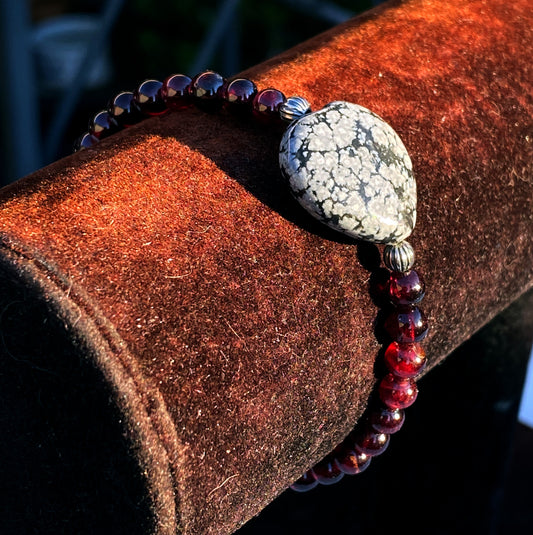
[279,101,416,244]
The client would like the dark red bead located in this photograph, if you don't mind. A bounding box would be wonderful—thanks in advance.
[108,91,143,127]
[88,110,118,139]
[379,373,418,409]
[222,78,258,114]
[189,70,225,112]
[290,469,319,492]
[133,79,168,116]
[369,406,405,434]
[389,270,425,305]
[313,456,344,485]
[384,305,429,343]
[74,132,98,151]
[252,88,286,124]
[384,341,427,378]
[352,427,390,456]
[334,445,371,475]
[161,74,192,110]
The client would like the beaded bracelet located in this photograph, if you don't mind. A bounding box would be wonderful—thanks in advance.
[75,70,428,492]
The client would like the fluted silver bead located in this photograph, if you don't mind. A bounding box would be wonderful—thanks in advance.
[279,96,311,123]
[383,241,415,273]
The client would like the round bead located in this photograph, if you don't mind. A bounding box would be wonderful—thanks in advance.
[389,270,425,305]
[384,341,427,378]
[189,70,225,112]
[222,78,258,113]
[253,88,286,124]
[279,96,311,123]
[290,469,319,492]
[384,305,429,343]
[161,74,192,109]
[133,80,168,116]
[352,427,390,456]
[313,456,344,485]
[88,110,118,139]
[74,132,99,151]
[334,445,371,475]
[369,406,405,434]
[108,91,143,127]
[383,241,415,272]
[379,374,418,409]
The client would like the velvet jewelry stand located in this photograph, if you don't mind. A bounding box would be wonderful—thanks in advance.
[0,0,532,534]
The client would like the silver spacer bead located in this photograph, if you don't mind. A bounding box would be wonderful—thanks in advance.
[279,96,312,123]
[383,241,415,273]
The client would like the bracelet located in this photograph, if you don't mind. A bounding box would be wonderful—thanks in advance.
[75,70,428,492]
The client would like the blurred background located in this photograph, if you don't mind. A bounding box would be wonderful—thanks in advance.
[0,1,532,533]
[0,0,384,185]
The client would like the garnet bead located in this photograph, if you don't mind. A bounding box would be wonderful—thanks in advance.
[379,373,418,409]
[133,80,168,116]
[290,469,319,492]
[74,132,99,151]
[222,78,258,114]
[384,305,429,343]
[369,406,405,434]
[252,88,286,124]
[161,74,192,109]
[108,91,143,127]
[352,427,390,456]
[88,110,118,139]
[384,341,426,378]
[189,70,225,112]
[389,270,425,305]
[334,445,371,475]
[313,456,344,485]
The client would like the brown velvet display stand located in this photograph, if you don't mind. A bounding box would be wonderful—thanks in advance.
[0,0,532,533]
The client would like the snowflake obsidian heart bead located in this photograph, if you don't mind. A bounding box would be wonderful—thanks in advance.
[279,101,417,244]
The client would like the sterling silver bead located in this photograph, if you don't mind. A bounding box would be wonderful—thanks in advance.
[279,96,311,123]
[383,241,415,273]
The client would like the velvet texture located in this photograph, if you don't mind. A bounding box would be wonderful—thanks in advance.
[0,0,532,533]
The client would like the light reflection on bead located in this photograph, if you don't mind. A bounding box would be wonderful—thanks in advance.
[189,70,225,112]
[133,79,168,116]
[253,88,286,124]
[89,110,118,139]
[108,91,143,127]
[389,270,425,305]
[384,241,415,273]
[313,455,344,485]
[334,446,371,475]
[221,78,258,116]
[369,406,405,434]
[379,374,418,409]
[384,305,429,343]
[384,341,427,378]
[161,74,192,110]
[352,427,390,456]
[290,469,319,492]
[74,132,99,151]
[279,96,311,122]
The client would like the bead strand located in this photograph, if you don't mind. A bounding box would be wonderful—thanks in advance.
[74,72,428,494]
[290,240,428,492]
[74,70,296,151]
